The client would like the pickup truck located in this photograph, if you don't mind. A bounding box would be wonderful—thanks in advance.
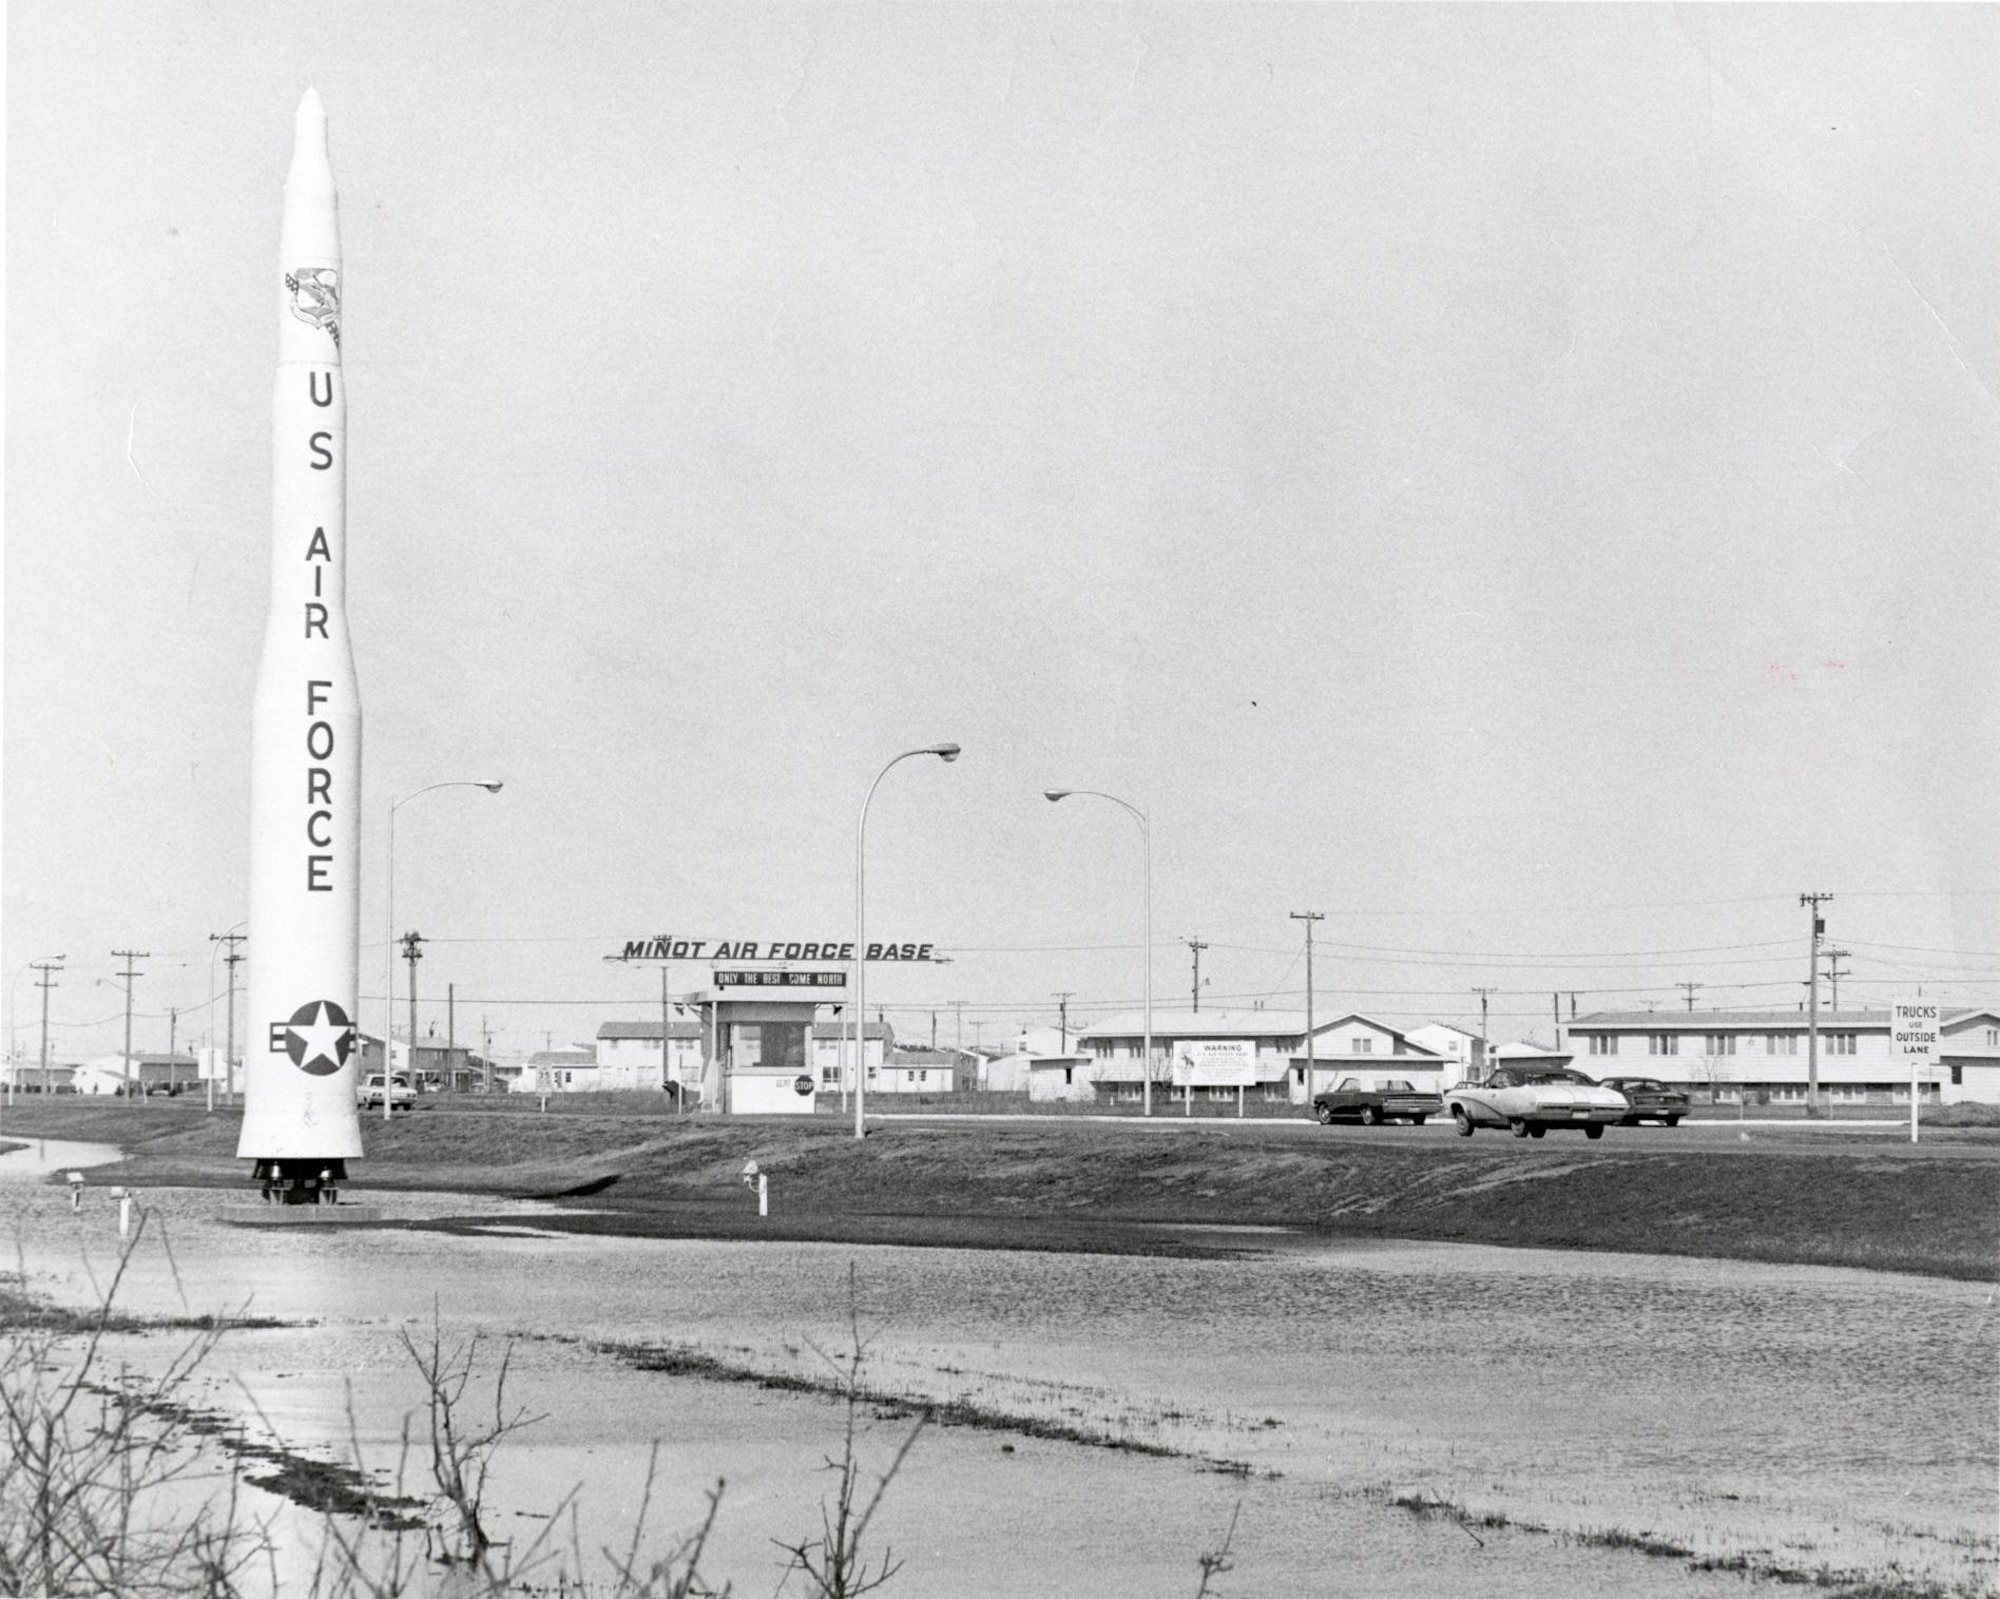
[357,1073,416,1111]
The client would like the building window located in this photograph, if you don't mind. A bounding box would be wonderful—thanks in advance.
[917,1070,928,1084]
[1986,1028,1998,1046]
[1828,1033,1857,1056]
[1353,1038,1373,1054]
[1704,1034,1737,1055]
[1587,1035,1615,1055]
[1648,1035,1679,1056]
[1768,1034,1798,1055]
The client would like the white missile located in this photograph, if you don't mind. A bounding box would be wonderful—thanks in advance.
[239,89,365,1197]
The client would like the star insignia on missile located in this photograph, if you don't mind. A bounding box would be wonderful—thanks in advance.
[280,999,355,1077]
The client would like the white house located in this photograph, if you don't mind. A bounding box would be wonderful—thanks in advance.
[1565,1007,2000,1105]
[874,1049,960,1094]
[513,1046,597,1094]
[72,1053,199,1096]
[810,1022,893,1090]
[596,1018,707,1095]
[1405,1023,1486,1090]
[1076,1009,1302,1107]
[1027,1054,1097,1103]
[1283,1015,1450,1103]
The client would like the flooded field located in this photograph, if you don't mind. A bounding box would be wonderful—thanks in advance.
[2,1143,1994,1597]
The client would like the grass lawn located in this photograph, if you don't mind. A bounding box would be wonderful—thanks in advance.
[4,1099,1995,1280]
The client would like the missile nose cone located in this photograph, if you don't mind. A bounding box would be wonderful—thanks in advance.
[287,89,334,195]
[295,88,326,147]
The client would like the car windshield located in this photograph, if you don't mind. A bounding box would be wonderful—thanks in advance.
[1381,1080,1413,1091]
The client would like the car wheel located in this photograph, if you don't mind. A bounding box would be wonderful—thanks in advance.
[1316,1104,1335,1125]
[1584,1124,1605,1140]
[1510,1119,1529,1138]
[1411,1115,1427,1126]
[1453,1106,1474,1137]
[1529,1126,1546,1138]
[1361,1106,1382,1126]
[1664,1115,1681,1127]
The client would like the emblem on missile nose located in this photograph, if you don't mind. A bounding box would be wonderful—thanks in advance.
[285,267,341,344]
[268,999,356,1075]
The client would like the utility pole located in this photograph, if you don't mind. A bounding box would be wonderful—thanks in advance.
[401,932,424,1088]
[167,1008,179,1090]
[33,959,63,1096]
[1186,938,1209,1011]
[1472,987,1497,1074]
[447,982,456,1092]
[1821,948,1850,1010]
[1290,912,1323,1100]
[212,931,246,1099]
[1552,992,1561,1053]
[482,1015,494,1094]
[1677,981,1703,1013]
[1054,992,1073,1052]
[951,1000,966,1050]
[1801,892,1833,1117]
[112,950,149,1098]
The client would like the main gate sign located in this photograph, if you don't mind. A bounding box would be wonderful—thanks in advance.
[615,937,936,963]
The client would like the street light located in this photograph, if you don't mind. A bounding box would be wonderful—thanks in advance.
[854,743,961,1139]
[1044,789,1152,1116]
[385,781,502,1121]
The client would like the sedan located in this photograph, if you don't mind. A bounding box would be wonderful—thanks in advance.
[1444,1067,1628,1139]
[1312,1077,1444,1127]
[1595,1076,1690,1127]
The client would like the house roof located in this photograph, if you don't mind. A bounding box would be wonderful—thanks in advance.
[597,1020,705,1041]
[886,1049,957,1066]
[811,1022,895,1040]
[1570,1009,1904,1029]
[1077,1008,1411,1042]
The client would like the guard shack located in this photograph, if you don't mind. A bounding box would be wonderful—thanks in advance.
[687,967,848,1115]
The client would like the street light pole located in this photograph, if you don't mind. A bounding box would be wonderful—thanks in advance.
[855,743,961,1140]
[386,781,502,1122]
[1045,790,1152,1116]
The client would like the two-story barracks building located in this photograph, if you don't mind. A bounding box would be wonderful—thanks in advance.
[1566,1008,2000,1105]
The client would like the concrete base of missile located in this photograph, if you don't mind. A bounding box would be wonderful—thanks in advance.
[222,1202,386,1226]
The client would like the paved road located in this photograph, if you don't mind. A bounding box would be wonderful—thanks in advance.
[870,1107,2000,1158]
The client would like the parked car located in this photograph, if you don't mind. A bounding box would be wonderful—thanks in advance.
[1444,1067,1628,1139]
[1312,1077,1443,1126]
[357,1072,416,1111]
[1594,1076,1690,1126]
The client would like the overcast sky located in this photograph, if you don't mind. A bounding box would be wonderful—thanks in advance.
[6,3,1997,1065]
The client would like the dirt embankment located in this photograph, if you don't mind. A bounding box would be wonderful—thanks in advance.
[6,1102,1996,1280]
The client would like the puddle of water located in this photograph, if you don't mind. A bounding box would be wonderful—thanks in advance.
[1,1183,1992,1597]
[0,1134,128,1179]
